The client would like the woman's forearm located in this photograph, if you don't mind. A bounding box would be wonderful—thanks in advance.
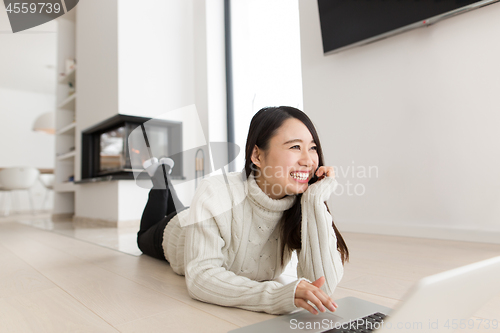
[297,176,344,296]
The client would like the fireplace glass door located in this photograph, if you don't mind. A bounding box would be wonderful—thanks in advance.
[99,126,126,174]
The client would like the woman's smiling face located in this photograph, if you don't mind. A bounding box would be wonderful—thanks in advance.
[251,117,319,199]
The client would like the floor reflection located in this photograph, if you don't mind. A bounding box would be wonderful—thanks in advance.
[7,213,298,274]
[14,213,142,256]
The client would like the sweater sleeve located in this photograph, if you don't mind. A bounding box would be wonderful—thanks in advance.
[183,178,307,315]
[296,176,344,297]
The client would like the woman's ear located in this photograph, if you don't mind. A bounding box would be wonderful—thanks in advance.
[251,145,262,168]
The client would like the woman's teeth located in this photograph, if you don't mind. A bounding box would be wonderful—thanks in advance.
[290,172,308,181]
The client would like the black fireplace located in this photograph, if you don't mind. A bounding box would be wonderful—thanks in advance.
[79,114,183,182]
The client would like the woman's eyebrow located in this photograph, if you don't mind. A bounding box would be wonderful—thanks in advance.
[283,139,315,145]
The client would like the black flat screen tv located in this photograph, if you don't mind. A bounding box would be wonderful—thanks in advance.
[317,0,499,54]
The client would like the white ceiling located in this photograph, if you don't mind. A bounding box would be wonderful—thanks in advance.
[0,4,57,95]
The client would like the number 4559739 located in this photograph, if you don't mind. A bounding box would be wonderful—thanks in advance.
[6,2,62,14]
[444,318,499,330]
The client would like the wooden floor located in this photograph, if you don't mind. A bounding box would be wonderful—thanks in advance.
[0,214,499,332]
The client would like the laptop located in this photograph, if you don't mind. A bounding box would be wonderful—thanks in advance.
[229,255,500,333]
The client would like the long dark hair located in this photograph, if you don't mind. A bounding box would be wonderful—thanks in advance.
[244,106,349,266]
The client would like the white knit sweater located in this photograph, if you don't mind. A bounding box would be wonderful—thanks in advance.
[162,169,344,315]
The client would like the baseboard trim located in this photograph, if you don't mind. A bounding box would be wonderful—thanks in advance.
[51,213,74,222]
[337,222,500,244]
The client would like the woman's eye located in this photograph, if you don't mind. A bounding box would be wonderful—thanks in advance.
[290,145,317,150]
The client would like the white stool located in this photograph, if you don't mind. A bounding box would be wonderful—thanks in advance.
[38,174,54,212]
[0,167,40,216]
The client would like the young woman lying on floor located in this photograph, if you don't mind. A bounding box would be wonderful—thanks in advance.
[137,106,349,315]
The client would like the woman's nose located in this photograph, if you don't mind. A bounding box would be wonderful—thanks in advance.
[299,150,314,167]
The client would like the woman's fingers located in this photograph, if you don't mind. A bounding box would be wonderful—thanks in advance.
[315,166,335,179]
[307,290,327,312]
[295,298,318,315]
[311,276,325,288]
[305,284,336,312]
[295,283,325,313]
[315,166,324,177]
[312,288,337,312]
[295,278,338,314]
[295,282,337,313]
[296,290,326,313]
[309,277,336,312]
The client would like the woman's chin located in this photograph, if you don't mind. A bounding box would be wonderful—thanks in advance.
[286,181,308,195]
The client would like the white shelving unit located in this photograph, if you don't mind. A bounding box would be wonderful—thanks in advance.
[57,93,77,109]
[53,12,77,220]
[58,67,76,85]
[57,150,76,161]
[56,121,76,136]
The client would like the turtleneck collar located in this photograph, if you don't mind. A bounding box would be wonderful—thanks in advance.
[244,170,296,212]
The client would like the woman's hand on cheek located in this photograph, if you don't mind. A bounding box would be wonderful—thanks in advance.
[315,166,335,180]
[294,276,338,315]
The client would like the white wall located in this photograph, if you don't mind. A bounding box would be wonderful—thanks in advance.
[0,5,57,94]
[298,1,500,242]
[116,0,217,221]
[118,0,204,213]
[0,88,55,212]
[0,88,55,168]
[0,5,57,214]
[75,0,119,136]
[117,0,195,119]
[74,0,220,223]
[206,0,227,147]
[74,0,120,221]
